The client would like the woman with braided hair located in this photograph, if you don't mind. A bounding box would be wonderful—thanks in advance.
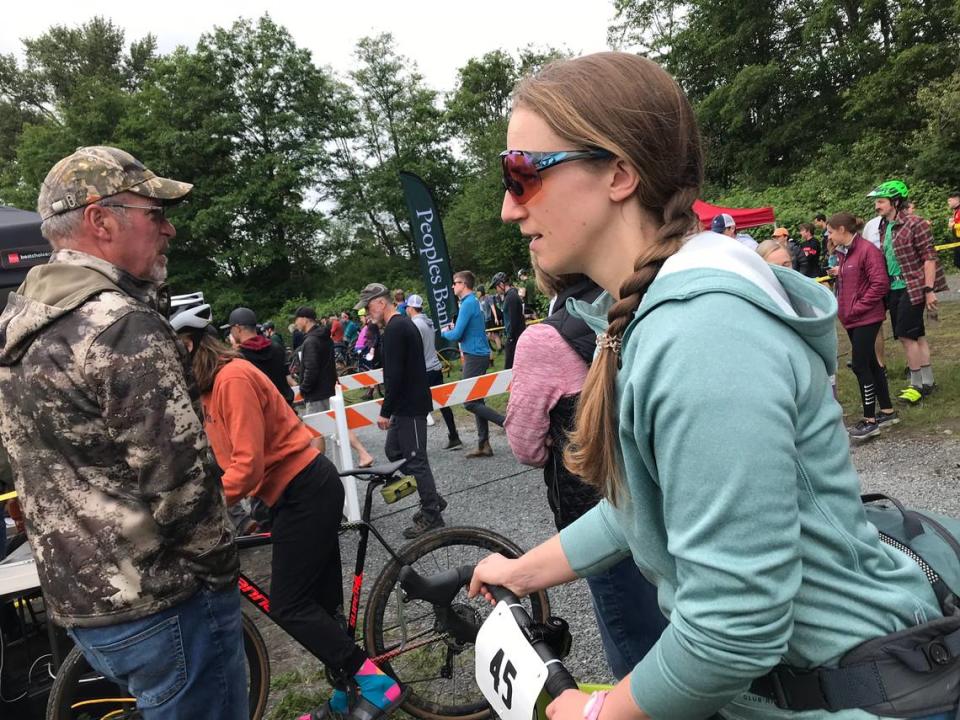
[469,53,948,720]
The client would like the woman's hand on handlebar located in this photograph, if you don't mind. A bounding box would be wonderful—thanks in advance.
[470,535,579,602]
[468,553,523,602]
[545,689,590,720]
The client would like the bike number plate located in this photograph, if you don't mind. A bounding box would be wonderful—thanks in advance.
[475,601,548,720]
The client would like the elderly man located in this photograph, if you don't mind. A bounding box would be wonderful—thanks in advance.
[358,283,444,537]
[0,147,246,719]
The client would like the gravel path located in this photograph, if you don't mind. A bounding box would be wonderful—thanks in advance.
[246,415,959,718]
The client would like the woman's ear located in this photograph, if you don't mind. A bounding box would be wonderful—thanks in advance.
[180,335,194,353]
[609,159,641,202]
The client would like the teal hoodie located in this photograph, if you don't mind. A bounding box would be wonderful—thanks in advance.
[560,232,941,720]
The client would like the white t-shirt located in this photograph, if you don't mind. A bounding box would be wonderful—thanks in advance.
[862,216,882,249]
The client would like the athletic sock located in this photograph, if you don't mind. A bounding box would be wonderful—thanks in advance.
[354,658,402,710]
[920,365,934,386]
[909,368,923,388]
[329,689,350,713]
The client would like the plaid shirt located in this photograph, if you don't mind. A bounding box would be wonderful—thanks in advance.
[879,213,948,306]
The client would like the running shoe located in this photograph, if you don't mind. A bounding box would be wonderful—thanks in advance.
[848,419,881,441]
[402,513,445,539]
[897,386,923,405]
[921,384,937,397]
[876,410,900,429]
[412,496,448,525]
[442,436,463,450]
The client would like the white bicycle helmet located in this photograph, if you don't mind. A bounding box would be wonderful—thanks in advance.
[169,291,212,333]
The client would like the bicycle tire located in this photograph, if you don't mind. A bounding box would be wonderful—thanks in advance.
[45,612,270,720]
[364,526,550,720]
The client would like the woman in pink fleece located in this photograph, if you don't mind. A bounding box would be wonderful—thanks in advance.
[504,266,667,679]
[829,211,896,440]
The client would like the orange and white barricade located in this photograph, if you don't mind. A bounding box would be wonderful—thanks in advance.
[302,370,513,521]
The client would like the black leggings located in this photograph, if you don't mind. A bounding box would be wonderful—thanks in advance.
[847,322,892,418]
[269,455,366,680]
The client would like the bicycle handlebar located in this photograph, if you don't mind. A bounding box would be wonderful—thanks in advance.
[399,563,579,698]
[483,581,579,698]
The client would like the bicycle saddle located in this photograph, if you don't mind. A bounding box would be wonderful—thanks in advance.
[339,458,407,479]
[399,564,473,605]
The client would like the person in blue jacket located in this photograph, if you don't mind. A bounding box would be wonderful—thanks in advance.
[442,270,504,458]
[471,52,949,720]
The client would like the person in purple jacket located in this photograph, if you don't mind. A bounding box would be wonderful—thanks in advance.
[829,212,897,440]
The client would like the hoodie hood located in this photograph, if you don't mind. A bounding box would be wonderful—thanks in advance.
[413,312,436,333]
[569,231,839,374]
[240,335,272,352]
[0,249,162,365]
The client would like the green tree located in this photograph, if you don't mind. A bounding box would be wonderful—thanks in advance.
[0,17,155,207]
[328,33,460,261]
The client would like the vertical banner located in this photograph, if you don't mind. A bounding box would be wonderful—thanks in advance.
[399,172,455,335]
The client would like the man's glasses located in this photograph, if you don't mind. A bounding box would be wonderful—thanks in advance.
[98,203,167,223]
[499,149,613,205]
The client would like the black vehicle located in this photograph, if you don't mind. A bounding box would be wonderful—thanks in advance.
[0,206,50,311]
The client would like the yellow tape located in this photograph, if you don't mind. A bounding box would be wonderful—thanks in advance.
[0,490,15,502]
[484,318,544,334]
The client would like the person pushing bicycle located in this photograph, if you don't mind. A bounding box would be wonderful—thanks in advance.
[171,299,407,720]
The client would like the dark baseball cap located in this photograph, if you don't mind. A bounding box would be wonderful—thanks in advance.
[294,306,317,320]
[220,307,257,330]
[355,283,390,310]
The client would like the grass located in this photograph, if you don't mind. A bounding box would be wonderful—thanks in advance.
[267,669,329,720]
[835,299,960,434]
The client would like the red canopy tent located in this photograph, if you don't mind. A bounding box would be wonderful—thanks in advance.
[693,200,775,230]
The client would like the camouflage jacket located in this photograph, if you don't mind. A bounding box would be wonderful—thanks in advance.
[0,249,238,627]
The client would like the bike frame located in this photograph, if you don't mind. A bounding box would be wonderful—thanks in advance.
[234,476,404,649]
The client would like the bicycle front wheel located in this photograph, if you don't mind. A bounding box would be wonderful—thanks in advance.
[45,612,270,720]
[364,526,550,720]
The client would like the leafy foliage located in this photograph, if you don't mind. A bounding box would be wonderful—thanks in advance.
[1,7,958,323]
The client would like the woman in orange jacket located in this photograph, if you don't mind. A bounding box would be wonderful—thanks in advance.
[171,300,405,720]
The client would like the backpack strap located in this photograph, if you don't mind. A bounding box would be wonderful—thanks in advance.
[750,662,887,712]
[862,493,925,539]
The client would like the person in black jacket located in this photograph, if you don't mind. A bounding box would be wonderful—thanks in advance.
[796,223,823,278]
[294,306,337,413]
[491,271,526,368]
[223,307,294,405]
[356,283,444,538]
[294,307,375,468]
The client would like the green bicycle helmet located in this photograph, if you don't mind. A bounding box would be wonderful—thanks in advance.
[867,180,909,200]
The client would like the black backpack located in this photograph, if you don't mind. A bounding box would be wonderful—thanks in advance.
[751,494,960,717]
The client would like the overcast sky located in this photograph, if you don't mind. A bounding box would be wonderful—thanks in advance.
[3,1,616,92]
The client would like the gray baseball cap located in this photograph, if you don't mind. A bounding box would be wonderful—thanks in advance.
[355,282,390,310]
[38,146,192,221]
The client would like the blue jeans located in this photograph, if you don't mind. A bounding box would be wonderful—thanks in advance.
[586,556,669,680]
[69,587,247,720]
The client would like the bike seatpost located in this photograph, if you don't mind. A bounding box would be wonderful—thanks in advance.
[485,584,578,698]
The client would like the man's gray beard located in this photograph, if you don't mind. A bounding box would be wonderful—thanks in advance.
[149,257,168,283]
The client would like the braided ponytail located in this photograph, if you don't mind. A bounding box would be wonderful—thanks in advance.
[564,187,700,501]
[510,53,704,503]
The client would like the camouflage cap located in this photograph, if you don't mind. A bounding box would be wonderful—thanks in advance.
[37,146,193,221]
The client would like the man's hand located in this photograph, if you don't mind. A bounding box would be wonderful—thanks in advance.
[377,416,392,430]
[925,290,938,312]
